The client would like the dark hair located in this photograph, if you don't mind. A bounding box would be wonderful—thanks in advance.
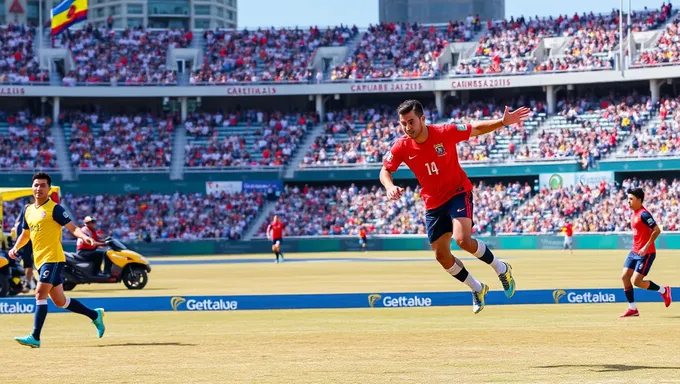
[397,99,424,117]
[32,172,51,186]
[627,187,644,202]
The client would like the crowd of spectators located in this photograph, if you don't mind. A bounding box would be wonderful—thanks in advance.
[256,184,420,236]
[65,112,176,169]
[184,111,317,167]
[331,21,475,81]
[456,3,672,76]
[55,24,192,85]
[495,181,612,234]
[63,191,265,241]
[301,99,543,167]
[572,178,680,232]
[0,111,58,169]
[513,95,651,168]
[258,181,533,237]
[192,26,358,84]
[0,24,49,84]
[621,96,680,157]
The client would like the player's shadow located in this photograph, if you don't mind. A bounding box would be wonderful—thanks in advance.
[535,364,680,372]
[89,342,196,348]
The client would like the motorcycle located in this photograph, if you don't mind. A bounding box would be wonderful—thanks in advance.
[0,252,26,297]
[62,237,152,291]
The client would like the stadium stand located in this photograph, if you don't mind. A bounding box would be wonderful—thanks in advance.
[63,112,176,169]
[513,95,653,168]
[495,181,613,234]
[55,24,192,85]
[0,111,57,170]
[619,96,680,157]
[63,191,265,241]
[193,26,358,84]
[257,181,533,237]
[635,6,680,66]
[0,24,48,84]
[300,100,546,167]
[574,178,680,232]
[184,111,317,167]
[454,3,672,76]
[331,21,475,81]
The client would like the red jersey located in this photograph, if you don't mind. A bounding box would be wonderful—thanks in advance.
[383,123,473,210]
[563,224,573,237]
[269,221,284,239]
[76,226,100,251]
[359,228,367,238]
[632,207,657,254]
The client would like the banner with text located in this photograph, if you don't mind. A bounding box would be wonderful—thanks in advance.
[1,287,674,315]
[539,171,614,190]
[205,181,243,195]
[243,180,283,193]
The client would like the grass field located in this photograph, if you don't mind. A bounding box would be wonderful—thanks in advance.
[1,250,679,384]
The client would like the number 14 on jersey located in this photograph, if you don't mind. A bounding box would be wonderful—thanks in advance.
[425,162,439,175]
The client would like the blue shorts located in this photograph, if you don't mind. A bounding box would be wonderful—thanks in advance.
[624,251,656,276]
[425,191,474,244]
[38,262,65,286]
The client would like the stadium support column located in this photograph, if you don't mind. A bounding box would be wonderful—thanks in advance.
[546,85,556,114]
[53,97,60,125]
[180,97,188,122]
[650,79,662,104]
[434,91,444,119]
[315,95,325,123]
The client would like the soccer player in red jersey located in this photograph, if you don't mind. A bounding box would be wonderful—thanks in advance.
[620,188,672,318]
[267,215,285,263]
[562,222,574,254]
[358,226,368,251]
[380,99,530,314]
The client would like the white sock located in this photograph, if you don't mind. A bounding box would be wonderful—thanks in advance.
[464,274,483,292]
[659,286,666,294]
[475,239,507,275]
[446,261,482,292]
[629,302,637,310]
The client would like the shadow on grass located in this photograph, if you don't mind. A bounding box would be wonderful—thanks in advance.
[89,342,196,348]
[534,364,680,372]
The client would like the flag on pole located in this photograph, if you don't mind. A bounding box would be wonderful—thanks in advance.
[51,0,88,35]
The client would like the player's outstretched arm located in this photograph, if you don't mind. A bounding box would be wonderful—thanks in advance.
[380,166,404,200]
[470,106,531,137]
[64,222,95,246]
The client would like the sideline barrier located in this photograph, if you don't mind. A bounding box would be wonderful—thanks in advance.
[0,287,674,315]
[60,233,680,257]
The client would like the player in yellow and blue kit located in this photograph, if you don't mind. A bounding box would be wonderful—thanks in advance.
[8,173,106,348]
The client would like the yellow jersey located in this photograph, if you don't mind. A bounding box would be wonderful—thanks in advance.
[21,199,71,269]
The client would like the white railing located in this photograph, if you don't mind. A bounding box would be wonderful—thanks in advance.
[297,157,578,170]
[74,167,170,174]
[183,165,283,173]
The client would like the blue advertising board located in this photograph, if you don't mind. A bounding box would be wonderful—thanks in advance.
[242,180,283,193]
[0,287,672,315]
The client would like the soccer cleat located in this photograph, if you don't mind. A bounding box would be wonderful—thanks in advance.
[472,283,489,314]
[662,286,672,308]
[498,262,515,298]
[14,334,40,348]
[619,308,640,318]
[92,308,105,338]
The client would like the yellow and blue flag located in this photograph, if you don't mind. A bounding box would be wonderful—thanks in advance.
[51,0,88,35]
